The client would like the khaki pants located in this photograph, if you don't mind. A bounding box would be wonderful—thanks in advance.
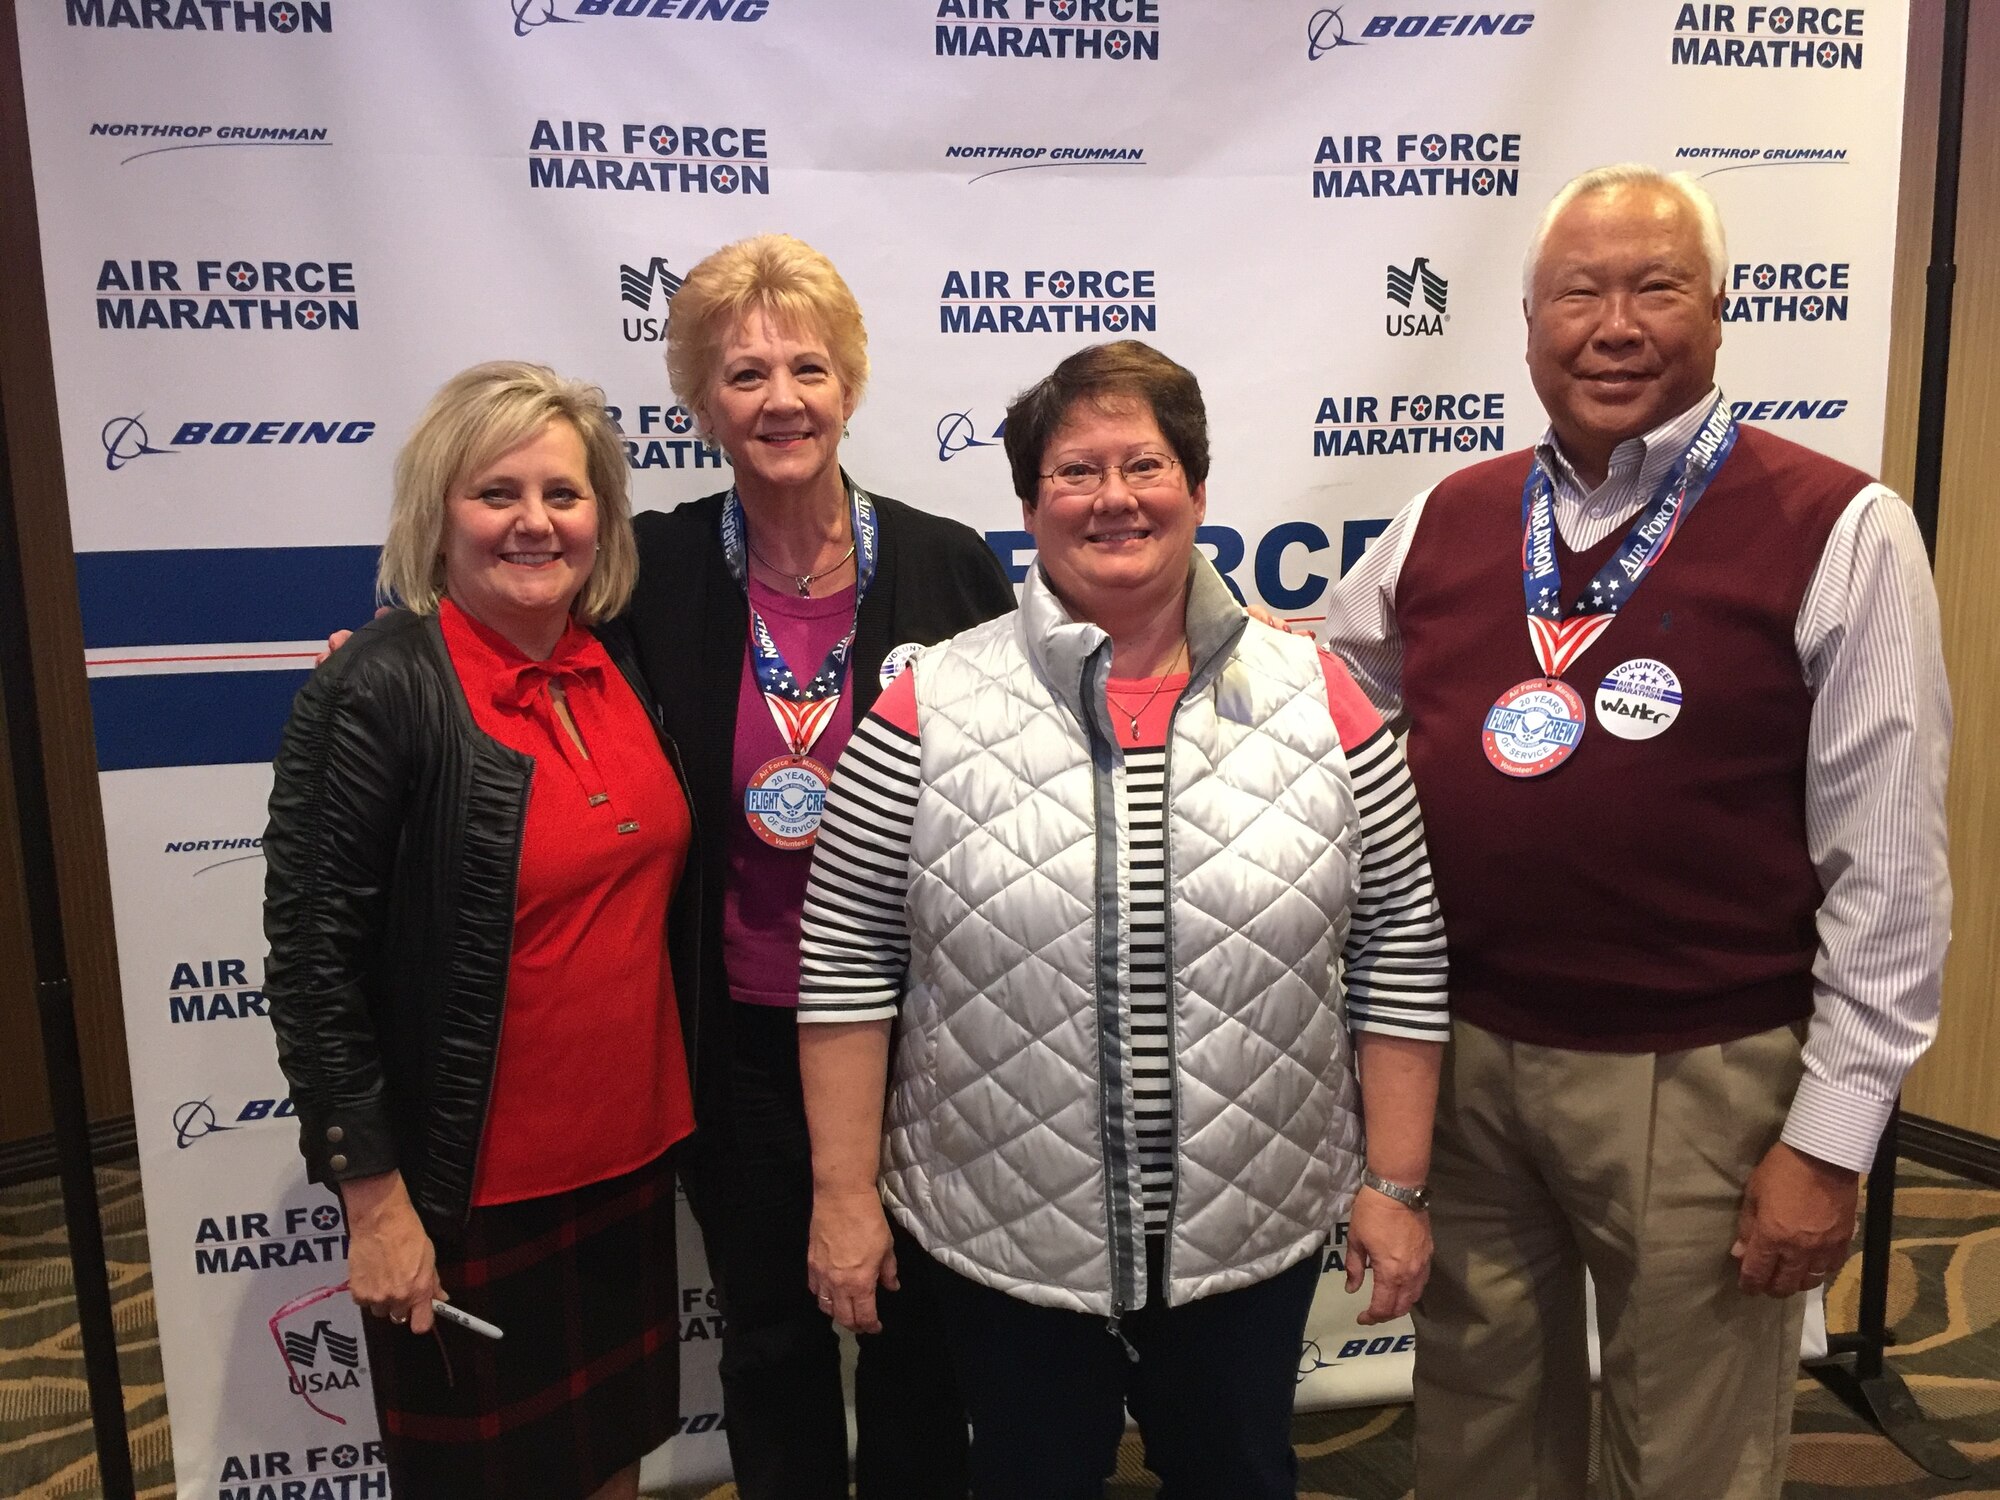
[1412,1020,1809,1500]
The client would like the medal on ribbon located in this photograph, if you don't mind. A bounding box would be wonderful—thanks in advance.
[1486,398,1737,778]
[723,483,879,848]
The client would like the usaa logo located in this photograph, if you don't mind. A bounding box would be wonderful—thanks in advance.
[940,266,1156,335]
[1308,5,1533,59]
[603,397,727,472]
[1731,397,1847,422]
[618,255,684,343]
[512,0,769,38]
[1724,260,1850,322]
[1313,130,1522,200]
[1672,5,1865,70]
[935,0,1162,61]
[95,257,358,332]
[528,118,771,196]
[66,0,331,32]
[169,956,266,1024]
[1384,257,1448,336]
[1315,390,1505,459]
[936,407,1006,461]
[269,1286,370,1424]
[217,1441,387,1500]
[194,1199,348,1276]
[102,414,372,471]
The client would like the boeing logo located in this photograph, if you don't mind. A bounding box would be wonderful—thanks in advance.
[516,0,769,36]
[173,1098,238,1148]
[101,415,173,471]
[103,414,374,468]
[937,409,1005,461]
[1306,6,1363,57]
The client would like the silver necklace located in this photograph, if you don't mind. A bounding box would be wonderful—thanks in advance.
[747,535,856,597]
[1106,641,1187,743]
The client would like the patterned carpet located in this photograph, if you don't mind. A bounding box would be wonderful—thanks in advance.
[3,1161,1995,1499]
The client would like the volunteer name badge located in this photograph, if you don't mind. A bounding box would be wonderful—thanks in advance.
[879,641,923,689]
[1483,679,1586,778]
[1595,658,1682,741]
[744,754,831,850]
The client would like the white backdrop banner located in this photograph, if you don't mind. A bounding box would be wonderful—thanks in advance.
[16,1,1900,1493]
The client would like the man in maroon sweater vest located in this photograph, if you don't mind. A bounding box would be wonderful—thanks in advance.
[1324,164,1952,1499]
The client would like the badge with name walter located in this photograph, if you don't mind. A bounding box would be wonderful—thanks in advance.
[1482,679,1585,778]
[1595,657,1682,741]
[744,755,831,850]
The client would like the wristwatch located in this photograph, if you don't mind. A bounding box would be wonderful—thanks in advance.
[1361,1169,1431,1213]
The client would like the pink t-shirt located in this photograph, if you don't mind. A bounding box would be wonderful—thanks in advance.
[723,577,858,1008]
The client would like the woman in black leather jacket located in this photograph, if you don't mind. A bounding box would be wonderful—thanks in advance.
[263,362,698,1500]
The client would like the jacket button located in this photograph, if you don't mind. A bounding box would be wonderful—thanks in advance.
[329,1154,348,1172]
[325,1126,344,1144]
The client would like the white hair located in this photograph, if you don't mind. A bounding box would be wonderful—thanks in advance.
[1521,163,1727,301]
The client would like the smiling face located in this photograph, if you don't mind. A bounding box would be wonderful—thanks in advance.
[699,306,855,498]
[1024,395,1205,627]
[441,419,597,654]
[1526,182,1724,481]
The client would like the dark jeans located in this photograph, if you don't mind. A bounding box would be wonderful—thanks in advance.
[680,1001,968,1500]
[927,1236,1319,1500]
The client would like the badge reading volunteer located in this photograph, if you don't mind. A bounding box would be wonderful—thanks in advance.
[1483,679,1586,778]
[879,641,923,689]
[744,755,832,850]
[1595,657,1683,741]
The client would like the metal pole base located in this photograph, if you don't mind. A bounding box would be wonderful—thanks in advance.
[1809,1359,1972,1480]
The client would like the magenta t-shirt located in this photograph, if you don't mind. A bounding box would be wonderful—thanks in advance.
[723,577,859,1008]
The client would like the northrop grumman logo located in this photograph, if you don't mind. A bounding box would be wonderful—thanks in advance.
[619,257,683,343]
[1385,257,1449,335]
[945,144,1146,184]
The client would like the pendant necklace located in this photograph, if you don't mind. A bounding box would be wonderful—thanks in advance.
[747,534,857,597]
[1108,641,1186,744]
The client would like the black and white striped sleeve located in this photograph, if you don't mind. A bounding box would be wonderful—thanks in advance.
[796,712,923,1024]
[1340,725,1449,1040]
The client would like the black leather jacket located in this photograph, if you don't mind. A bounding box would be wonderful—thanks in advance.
[262,609,700,1243]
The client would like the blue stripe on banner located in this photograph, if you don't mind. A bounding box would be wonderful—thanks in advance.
[90,670,309,771]
[77,546,380,649]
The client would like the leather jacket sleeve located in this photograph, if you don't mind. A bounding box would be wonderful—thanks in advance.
[263,637,415,1187]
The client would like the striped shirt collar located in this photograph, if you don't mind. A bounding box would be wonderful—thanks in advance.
[1534,386,1724,509]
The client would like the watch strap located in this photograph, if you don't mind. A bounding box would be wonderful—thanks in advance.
[1361,1168,1431,1211]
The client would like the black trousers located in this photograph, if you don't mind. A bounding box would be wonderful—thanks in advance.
[681,1002,968,1500]
[925,1236,1320,1500]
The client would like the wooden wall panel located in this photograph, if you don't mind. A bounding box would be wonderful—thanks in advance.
[1889,1,2000,1137]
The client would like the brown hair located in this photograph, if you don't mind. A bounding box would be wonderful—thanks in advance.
[1002,340,1209,507]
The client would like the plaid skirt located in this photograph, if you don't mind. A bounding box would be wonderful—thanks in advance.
[362,1151,681,1500]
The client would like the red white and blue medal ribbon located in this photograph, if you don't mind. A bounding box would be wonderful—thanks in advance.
[1486,398,1738,777]
[722,484,879,846]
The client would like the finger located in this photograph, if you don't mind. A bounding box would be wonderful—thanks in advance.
[878,1247,901,1293]
[1736,1243,1779,1295]
[408,1298,435,1335]
[1367,1270,1406,1326]
[1345,1244,1368,1296]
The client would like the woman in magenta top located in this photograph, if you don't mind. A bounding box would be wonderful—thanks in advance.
[264,362,696,1500]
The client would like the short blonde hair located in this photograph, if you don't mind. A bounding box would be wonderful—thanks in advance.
[378,361,636,626]
[664,234,869,435]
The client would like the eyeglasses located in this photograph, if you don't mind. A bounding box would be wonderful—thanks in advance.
[1038,454,1182,495]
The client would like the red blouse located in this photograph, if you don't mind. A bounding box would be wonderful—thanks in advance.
[439,599,695,1206]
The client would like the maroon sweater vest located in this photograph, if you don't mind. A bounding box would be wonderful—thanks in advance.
[1398,425,1866,1051]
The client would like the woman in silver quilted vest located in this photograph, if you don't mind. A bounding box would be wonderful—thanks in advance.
[793,340,1448,1499]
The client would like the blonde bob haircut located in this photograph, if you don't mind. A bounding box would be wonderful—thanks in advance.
[664,234,869,434]
[377,361,636,626]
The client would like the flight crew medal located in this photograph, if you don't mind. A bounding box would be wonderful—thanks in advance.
[1483,679,1587,777]
[1496,397,1739,777]
[1595,657,1683,740]
[721,483,880,849]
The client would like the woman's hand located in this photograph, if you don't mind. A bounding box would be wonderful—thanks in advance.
[340,1171,444,1333]
[1346,1185,1432,1326]
[807,1187,898,1335]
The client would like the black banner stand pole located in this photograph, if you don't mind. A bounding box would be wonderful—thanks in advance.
[1807,0,1971,1478]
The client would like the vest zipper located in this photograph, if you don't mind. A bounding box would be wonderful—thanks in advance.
[1157,688,1185,1305]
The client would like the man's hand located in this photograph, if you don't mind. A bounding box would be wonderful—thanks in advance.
[1246,602,1314,638]
[1347,1184,1432,1326]
[1732,1141,1860,1298]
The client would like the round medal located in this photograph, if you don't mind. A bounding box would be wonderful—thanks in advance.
[1482,679,1586,778]
[744,755,832,850]
[879,641,923,689]
[1595,657,1682,741]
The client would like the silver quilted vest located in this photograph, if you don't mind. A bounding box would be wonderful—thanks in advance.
[883,554,1364,1316]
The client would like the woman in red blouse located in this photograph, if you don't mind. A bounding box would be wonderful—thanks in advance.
[264,362,696,1500]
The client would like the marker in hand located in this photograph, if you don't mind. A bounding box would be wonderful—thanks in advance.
[432,1300,504,1340]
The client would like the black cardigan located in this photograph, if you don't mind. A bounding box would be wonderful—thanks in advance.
[619,487,1018,1126]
